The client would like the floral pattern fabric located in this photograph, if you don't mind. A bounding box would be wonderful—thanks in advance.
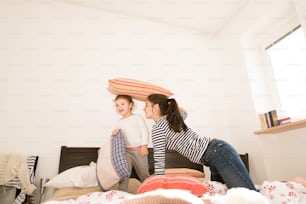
[260,181,306,204]
[43,180,306,204]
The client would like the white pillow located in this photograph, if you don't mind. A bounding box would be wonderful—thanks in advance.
[44,162,98,188]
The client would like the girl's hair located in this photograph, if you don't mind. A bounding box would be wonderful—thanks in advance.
[114,95,134,110]
[147,94,187,132]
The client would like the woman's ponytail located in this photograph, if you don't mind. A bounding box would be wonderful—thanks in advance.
[166,99,187,132]
[148,94,187,132]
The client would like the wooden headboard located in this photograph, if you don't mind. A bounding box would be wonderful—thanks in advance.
[58,146,99,173]
[58,146,249,178]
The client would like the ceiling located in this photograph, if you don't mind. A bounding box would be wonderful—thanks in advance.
[62,0,251,34]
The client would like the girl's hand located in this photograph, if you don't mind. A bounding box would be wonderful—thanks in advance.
[140,145,148,156]
[112,129,119,136]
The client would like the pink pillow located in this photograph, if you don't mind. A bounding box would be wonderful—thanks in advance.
[165,168,205,178]
[137,175,208,196]
[108,78,174,101]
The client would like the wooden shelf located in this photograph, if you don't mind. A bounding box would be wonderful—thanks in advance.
[254,119,306,134]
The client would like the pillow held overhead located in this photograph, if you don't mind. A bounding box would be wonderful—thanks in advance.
[108,78,174,101]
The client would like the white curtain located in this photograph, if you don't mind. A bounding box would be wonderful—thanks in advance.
[294,0,306,36]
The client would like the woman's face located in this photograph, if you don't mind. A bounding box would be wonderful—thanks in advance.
[143,100,154,119]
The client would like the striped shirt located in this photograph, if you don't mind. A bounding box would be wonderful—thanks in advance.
[152,118,211,175]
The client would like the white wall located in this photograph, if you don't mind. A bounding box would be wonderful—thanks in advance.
[0,1,228,180]
[220,0,306,182]
[1,0,305,189]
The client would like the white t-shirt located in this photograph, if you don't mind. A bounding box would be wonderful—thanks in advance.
[118,114,149,148]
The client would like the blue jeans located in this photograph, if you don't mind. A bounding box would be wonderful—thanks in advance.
[201,139,256,190]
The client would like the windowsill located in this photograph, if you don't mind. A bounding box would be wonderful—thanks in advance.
[254,119,306,135]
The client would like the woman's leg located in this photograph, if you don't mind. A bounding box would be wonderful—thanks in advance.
[209,165,224,184]
[202,139,256,190]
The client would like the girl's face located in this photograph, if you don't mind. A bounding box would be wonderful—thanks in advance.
[115,98,133,118]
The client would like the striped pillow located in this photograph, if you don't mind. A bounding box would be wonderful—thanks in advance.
[137,175,208,196]
[108,78,174,101]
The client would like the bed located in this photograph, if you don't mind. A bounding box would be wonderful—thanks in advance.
[58,146,205,178]
[42,146,306,204]
[58,146,250,176]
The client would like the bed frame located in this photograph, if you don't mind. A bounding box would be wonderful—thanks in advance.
[58,146,249,179]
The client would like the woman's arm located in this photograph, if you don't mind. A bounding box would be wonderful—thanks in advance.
[151,126,167,175]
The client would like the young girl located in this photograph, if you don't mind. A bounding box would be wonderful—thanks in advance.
[143,93,256,190]
[112,95,150,192]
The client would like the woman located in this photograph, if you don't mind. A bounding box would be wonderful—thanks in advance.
[143,93,256,190]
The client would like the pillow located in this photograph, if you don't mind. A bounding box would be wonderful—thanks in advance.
[202,180,228,196]
[44,162,98,188]
[260,180,306,204]
[124,189,204,204]
[107,78,174,101]
[96,130,129,190]
[290,177,306,188]
[165,168,204,178]
[137,175,208,196]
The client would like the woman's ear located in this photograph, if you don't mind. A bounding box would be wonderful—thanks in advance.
[153,104,160,114]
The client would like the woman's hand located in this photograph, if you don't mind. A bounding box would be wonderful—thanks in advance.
[178,107,185,113]
[140,145,148,156]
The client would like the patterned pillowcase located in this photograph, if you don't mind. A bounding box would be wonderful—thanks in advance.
[137,175,208,196]
[202,180,228,196]
[96,130,129,190]
[111,131,129,178]
[108,78,174,101]
[260,180,306,204]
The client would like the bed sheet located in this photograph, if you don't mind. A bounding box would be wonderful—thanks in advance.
[42,179,306,204]
[42,178,141,203]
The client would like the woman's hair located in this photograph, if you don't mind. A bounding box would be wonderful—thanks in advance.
[148,94,187,132]
[114,95,134,111]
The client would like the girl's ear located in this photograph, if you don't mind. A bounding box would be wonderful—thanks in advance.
[129,103,133,111]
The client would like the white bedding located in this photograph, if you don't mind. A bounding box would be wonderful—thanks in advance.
[42,180,306,204]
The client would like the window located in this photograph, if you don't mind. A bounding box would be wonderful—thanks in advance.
[266,26,306,119]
